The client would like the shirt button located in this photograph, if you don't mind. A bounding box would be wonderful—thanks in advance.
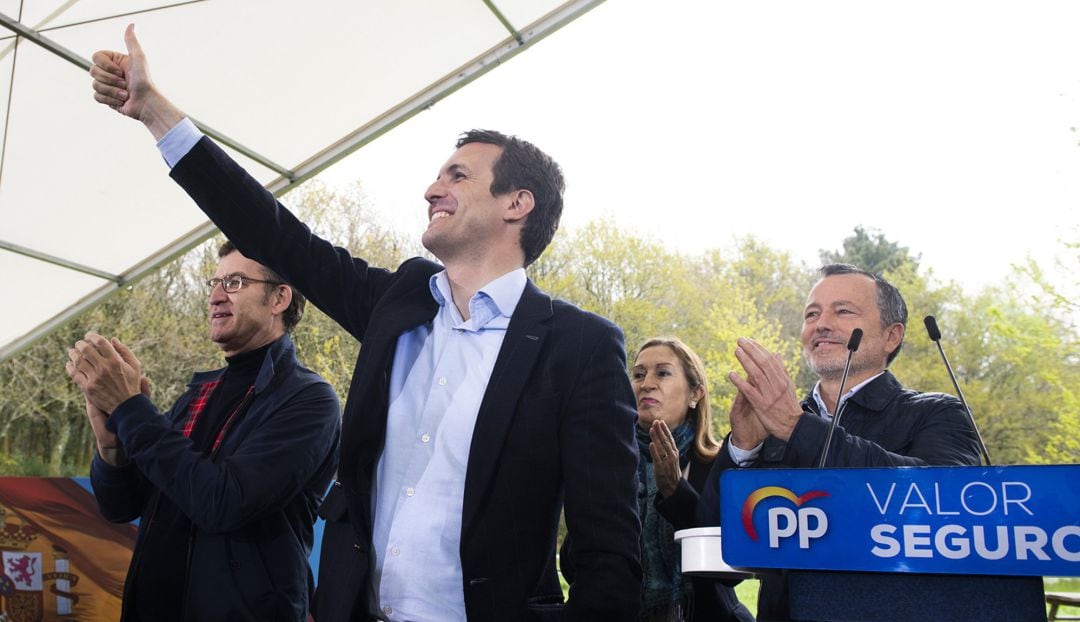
[405,487,415,497]
[391,547,400,556]
[438,377,447,386]
[383,606,392,615]
[421,433,431,443]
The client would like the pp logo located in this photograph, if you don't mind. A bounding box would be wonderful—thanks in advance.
[742,486,830,549]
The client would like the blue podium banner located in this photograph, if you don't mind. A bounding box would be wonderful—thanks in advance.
[719,465,1080,576]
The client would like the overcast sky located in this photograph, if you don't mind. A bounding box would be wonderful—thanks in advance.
[319,0,1080,293]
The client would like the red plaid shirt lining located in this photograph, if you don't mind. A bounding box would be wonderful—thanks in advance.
[180,380,253,451]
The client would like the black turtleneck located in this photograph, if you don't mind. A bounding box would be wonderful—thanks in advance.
[187,343,267,452]
[129,342,272,621]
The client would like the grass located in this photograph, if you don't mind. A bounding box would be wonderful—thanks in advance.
[1045,577,1080,619]
[734,577,760,611]
[1046,576,1080,592]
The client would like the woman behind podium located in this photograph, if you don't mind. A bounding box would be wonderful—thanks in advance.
[561,337,754,621]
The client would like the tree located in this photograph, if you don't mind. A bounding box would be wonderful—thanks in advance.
[2,212,1076,474]
[532,224,801,441]
[531,219,685,353]
[1020,229,1080,332]
[887,262,1080,464]
[820,225,920,274]
[279,180,419,399]
[943,282,1079,464]
[0,178,414,475]
[0,258,213,475]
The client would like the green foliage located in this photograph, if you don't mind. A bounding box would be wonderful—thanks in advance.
[820,225,920,274]
[1020,228,1080,332]
[281,180,418,399]
[532,223,805,441]
[734,579,761,615]
[0,178,415,476]
[1,197,1077,477]
[941,285,1079,464]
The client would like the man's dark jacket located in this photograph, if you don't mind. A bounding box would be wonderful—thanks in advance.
[91,335,341,621]
[168,137,643,621]
[698,371,1045,621]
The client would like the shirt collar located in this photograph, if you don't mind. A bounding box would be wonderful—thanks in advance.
[811,371,885,418]
[428,268,527,327]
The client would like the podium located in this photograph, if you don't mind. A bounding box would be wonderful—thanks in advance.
[682,465,1080,621]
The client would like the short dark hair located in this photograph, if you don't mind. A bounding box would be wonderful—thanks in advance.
[819,263,907,364]
[218,241,306,333]
[456,129,565,266]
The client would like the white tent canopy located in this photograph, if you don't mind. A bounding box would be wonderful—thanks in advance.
[0,0,600,360]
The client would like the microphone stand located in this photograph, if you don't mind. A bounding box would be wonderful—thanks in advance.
[817,328,863,468]
[924,316,992,466]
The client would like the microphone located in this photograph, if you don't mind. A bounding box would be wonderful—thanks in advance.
[924,316,942,341]
[817,328,863,468]
[924,316,992,466]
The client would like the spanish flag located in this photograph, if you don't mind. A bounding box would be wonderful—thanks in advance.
[0,477,135,622]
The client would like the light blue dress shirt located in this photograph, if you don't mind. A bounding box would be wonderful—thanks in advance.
[370,268,524,621]
[157,117,201,167]
[158,119,527,620]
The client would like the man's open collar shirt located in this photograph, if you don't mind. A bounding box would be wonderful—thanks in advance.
[371,267,526,621]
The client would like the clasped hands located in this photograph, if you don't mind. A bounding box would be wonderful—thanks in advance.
[65,332,149,466]
[66,332,144,413]
[727,337,802,450]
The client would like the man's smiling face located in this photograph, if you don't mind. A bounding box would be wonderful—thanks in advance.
[421,141,510,264]
[801,273,899,381]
